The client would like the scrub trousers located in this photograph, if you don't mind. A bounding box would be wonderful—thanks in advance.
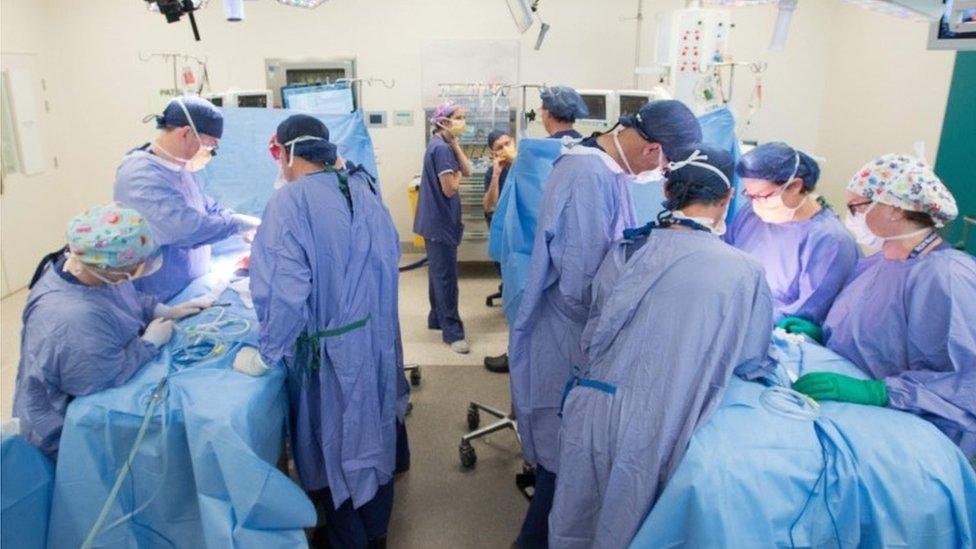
[308,481,395,549]
[425,240,465,343]
[517,464,556,549]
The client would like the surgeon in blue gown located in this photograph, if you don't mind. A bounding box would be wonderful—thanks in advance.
[13,203,212,460]
[539,86,588,140]
[508,100,702,549]
[248,115,400,549]
[115,96,259,301]
[548,145,774,549]
[795,153,976,462]
[727,142,859,325]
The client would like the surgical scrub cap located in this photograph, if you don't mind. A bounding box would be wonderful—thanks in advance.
[619,100,702,160]
[847,153,958,227]
[662,144,734,211]
[540,86,588,122]
[431,101,461,124]
[276,114,338,166]
[155,96,224,139]
[67,203,157,269]
[736,142,821,190]
[487,129,509,149]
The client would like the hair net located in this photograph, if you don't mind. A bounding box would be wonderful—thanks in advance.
[276,114,338,166]
[662,144,734,211]
[540,86,589,122]
[430,101,461,124]
[67,202,158,269]
[155,96,224,139]
[618,100,702,160]
[847,153,958,227]
[736,142,821,189]
[487,129,509,149]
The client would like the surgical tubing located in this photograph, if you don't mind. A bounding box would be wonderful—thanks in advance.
[81,377,170,549]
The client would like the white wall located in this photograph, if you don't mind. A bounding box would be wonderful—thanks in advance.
[0,0,958,294]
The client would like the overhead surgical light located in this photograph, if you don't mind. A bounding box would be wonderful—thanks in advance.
[769,0,798,50]
[506,0,534,33]
[276,0,329,8]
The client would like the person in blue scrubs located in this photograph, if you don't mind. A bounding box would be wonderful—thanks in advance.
[248,115,400,549]
[549,145,773,548]
[509,100,702,549]
[114,96,259,301]
[13,203,211,460]
[795,153,976,462]
[413,101,474,354]
[483,129,515,217]
[727,142,859,326]
[539,86,587,139]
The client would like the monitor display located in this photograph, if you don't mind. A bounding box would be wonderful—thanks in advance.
[580,94,608,121]
[281,83,356,113]
[619,95,649,118]
[237,94,268,108]
[930,0,976,49]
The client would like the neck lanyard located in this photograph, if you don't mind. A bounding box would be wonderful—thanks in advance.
[907,230,940,260]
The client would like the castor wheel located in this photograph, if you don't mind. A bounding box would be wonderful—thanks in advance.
[459,441,477,468]
[406,402,413,416]
[466,406,480,430]
[485,296,493,306]
[409,368,421,386]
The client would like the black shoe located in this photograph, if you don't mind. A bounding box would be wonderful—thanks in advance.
[484,353,509,373]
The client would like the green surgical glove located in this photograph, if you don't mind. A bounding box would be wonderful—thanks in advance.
[793,372,888,407]
[777,316,824,344]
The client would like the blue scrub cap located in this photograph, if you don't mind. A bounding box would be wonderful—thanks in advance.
[662,143,734,211]
[618,100,702,160]
[155,96,224,139]
[276,114,338,166]
[540,86,589,122]
[487,130,509,149]
[736,142,821,189]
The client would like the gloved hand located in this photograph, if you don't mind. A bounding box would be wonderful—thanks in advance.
[141,318,174,348]
[154,296,215,320]
[776,316,824,344]
[232,213,261,232]
[233,347,270,377]
[793,372,888,407]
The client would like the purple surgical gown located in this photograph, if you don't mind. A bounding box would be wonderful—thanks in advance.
[549,229,773,548]
[12,260,159,459]
[114,146,239,301]
[824,244,976,458]
[726,204,859,323]
[250,169,399,510]
[508,143,637,473]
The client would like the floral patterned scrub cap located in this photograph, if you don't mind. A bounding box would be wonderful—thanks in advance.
[847,152,958,228]
[66,203,157,269]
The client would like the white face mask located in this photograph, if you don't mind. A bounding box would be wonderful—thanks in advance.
[844,202,932,253]
[281,135,326,167]
[751,151,806,224]
[273,167,287,190]
[154,98,215,169]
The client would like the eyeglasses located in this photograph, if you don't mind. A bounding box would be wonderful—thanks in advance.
[846,200,873,215]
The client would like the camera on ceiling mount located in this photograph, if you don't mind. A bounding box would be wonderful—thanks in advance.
[145,0,204,41]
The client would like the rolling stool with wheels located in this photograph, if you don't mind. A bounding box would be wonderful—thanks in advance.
[458,402,518,468]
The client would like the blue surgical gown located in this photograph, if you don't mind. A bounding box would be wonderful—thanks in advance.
[250,169,399,510]
[12,260,159,459]
[725,204,859,324]
[508,143,637,473]
[824,244,976,458]
[549,229,773,549]
[114,146,239,301]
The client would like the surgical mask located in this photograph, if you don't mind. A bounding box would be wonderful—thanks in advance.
[751,152,805,224]
[186,147,214,173]
[844,202,933,253]
[80,262,141,286]
[499,144,517,163]
[154,98,216,168]
[447,119,466,137]
[612,132,636,175]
